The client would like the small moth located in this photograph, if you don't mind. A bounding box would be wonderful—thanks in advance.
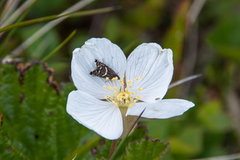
[90,59,120,80]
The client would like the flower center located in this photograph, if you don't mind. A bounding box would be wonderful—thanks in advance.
[103,75,143,107]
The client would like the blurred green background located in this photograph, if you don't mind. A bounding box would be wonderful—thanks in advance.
[0,0,240,159]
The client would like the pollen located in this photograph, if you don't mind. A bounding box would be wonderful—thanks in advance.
[103,75,144,108]
[140,76,142,79]
[120,80,124,85]
[127,80,132,84]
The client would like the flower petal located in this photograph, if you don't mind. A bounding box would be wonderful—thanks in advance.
[126,99,194,119]
[71,38,126,99]
[67,90,123,140]
[126,43,173,102]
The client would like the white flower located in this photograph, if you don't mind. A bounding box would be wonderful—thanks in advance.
[67,38,195,140]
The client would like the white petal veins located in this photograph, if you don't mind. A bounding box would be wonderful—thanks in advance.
[126,44,173,102]
[126,99,195,119]
[71,38,126,99]
[67,90,123,140]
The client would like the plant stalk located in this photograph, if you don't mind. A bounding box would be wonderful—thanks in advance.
[108,140,118,159]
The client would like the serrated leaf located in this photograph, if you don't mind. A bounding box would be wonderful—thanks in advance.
[121,138,169,160]
[0,62,98,159]
[88,125,148,159]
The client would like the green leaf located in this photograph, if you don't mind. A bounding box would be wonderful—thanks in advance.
[197,101,233,132]
[121,138,169,160]
[168,126,203,157]
[163,1,190,63]
[81,126,149,160]
[206,0,240,64]
[0,62,98,159]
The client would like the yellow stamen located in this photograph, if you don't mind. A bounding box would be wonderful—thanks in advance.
[101,75,145,108]
[120,80,124,85]
[127,80,132,84]
[111,78,116,81]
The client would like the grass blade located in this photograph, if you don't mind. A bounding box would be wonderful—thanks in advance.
[0,6,31,56]
[0,0,36,29]
[63,134,100,160]
[168,74,202,89]
[0,7,116,33]
[9,0,93,58]
[41,30,77,62]
[0,0,20,25]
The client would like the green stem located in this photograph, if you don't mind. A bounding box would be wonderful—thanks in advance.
[109,108,146,160]
[108,140,118,159]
